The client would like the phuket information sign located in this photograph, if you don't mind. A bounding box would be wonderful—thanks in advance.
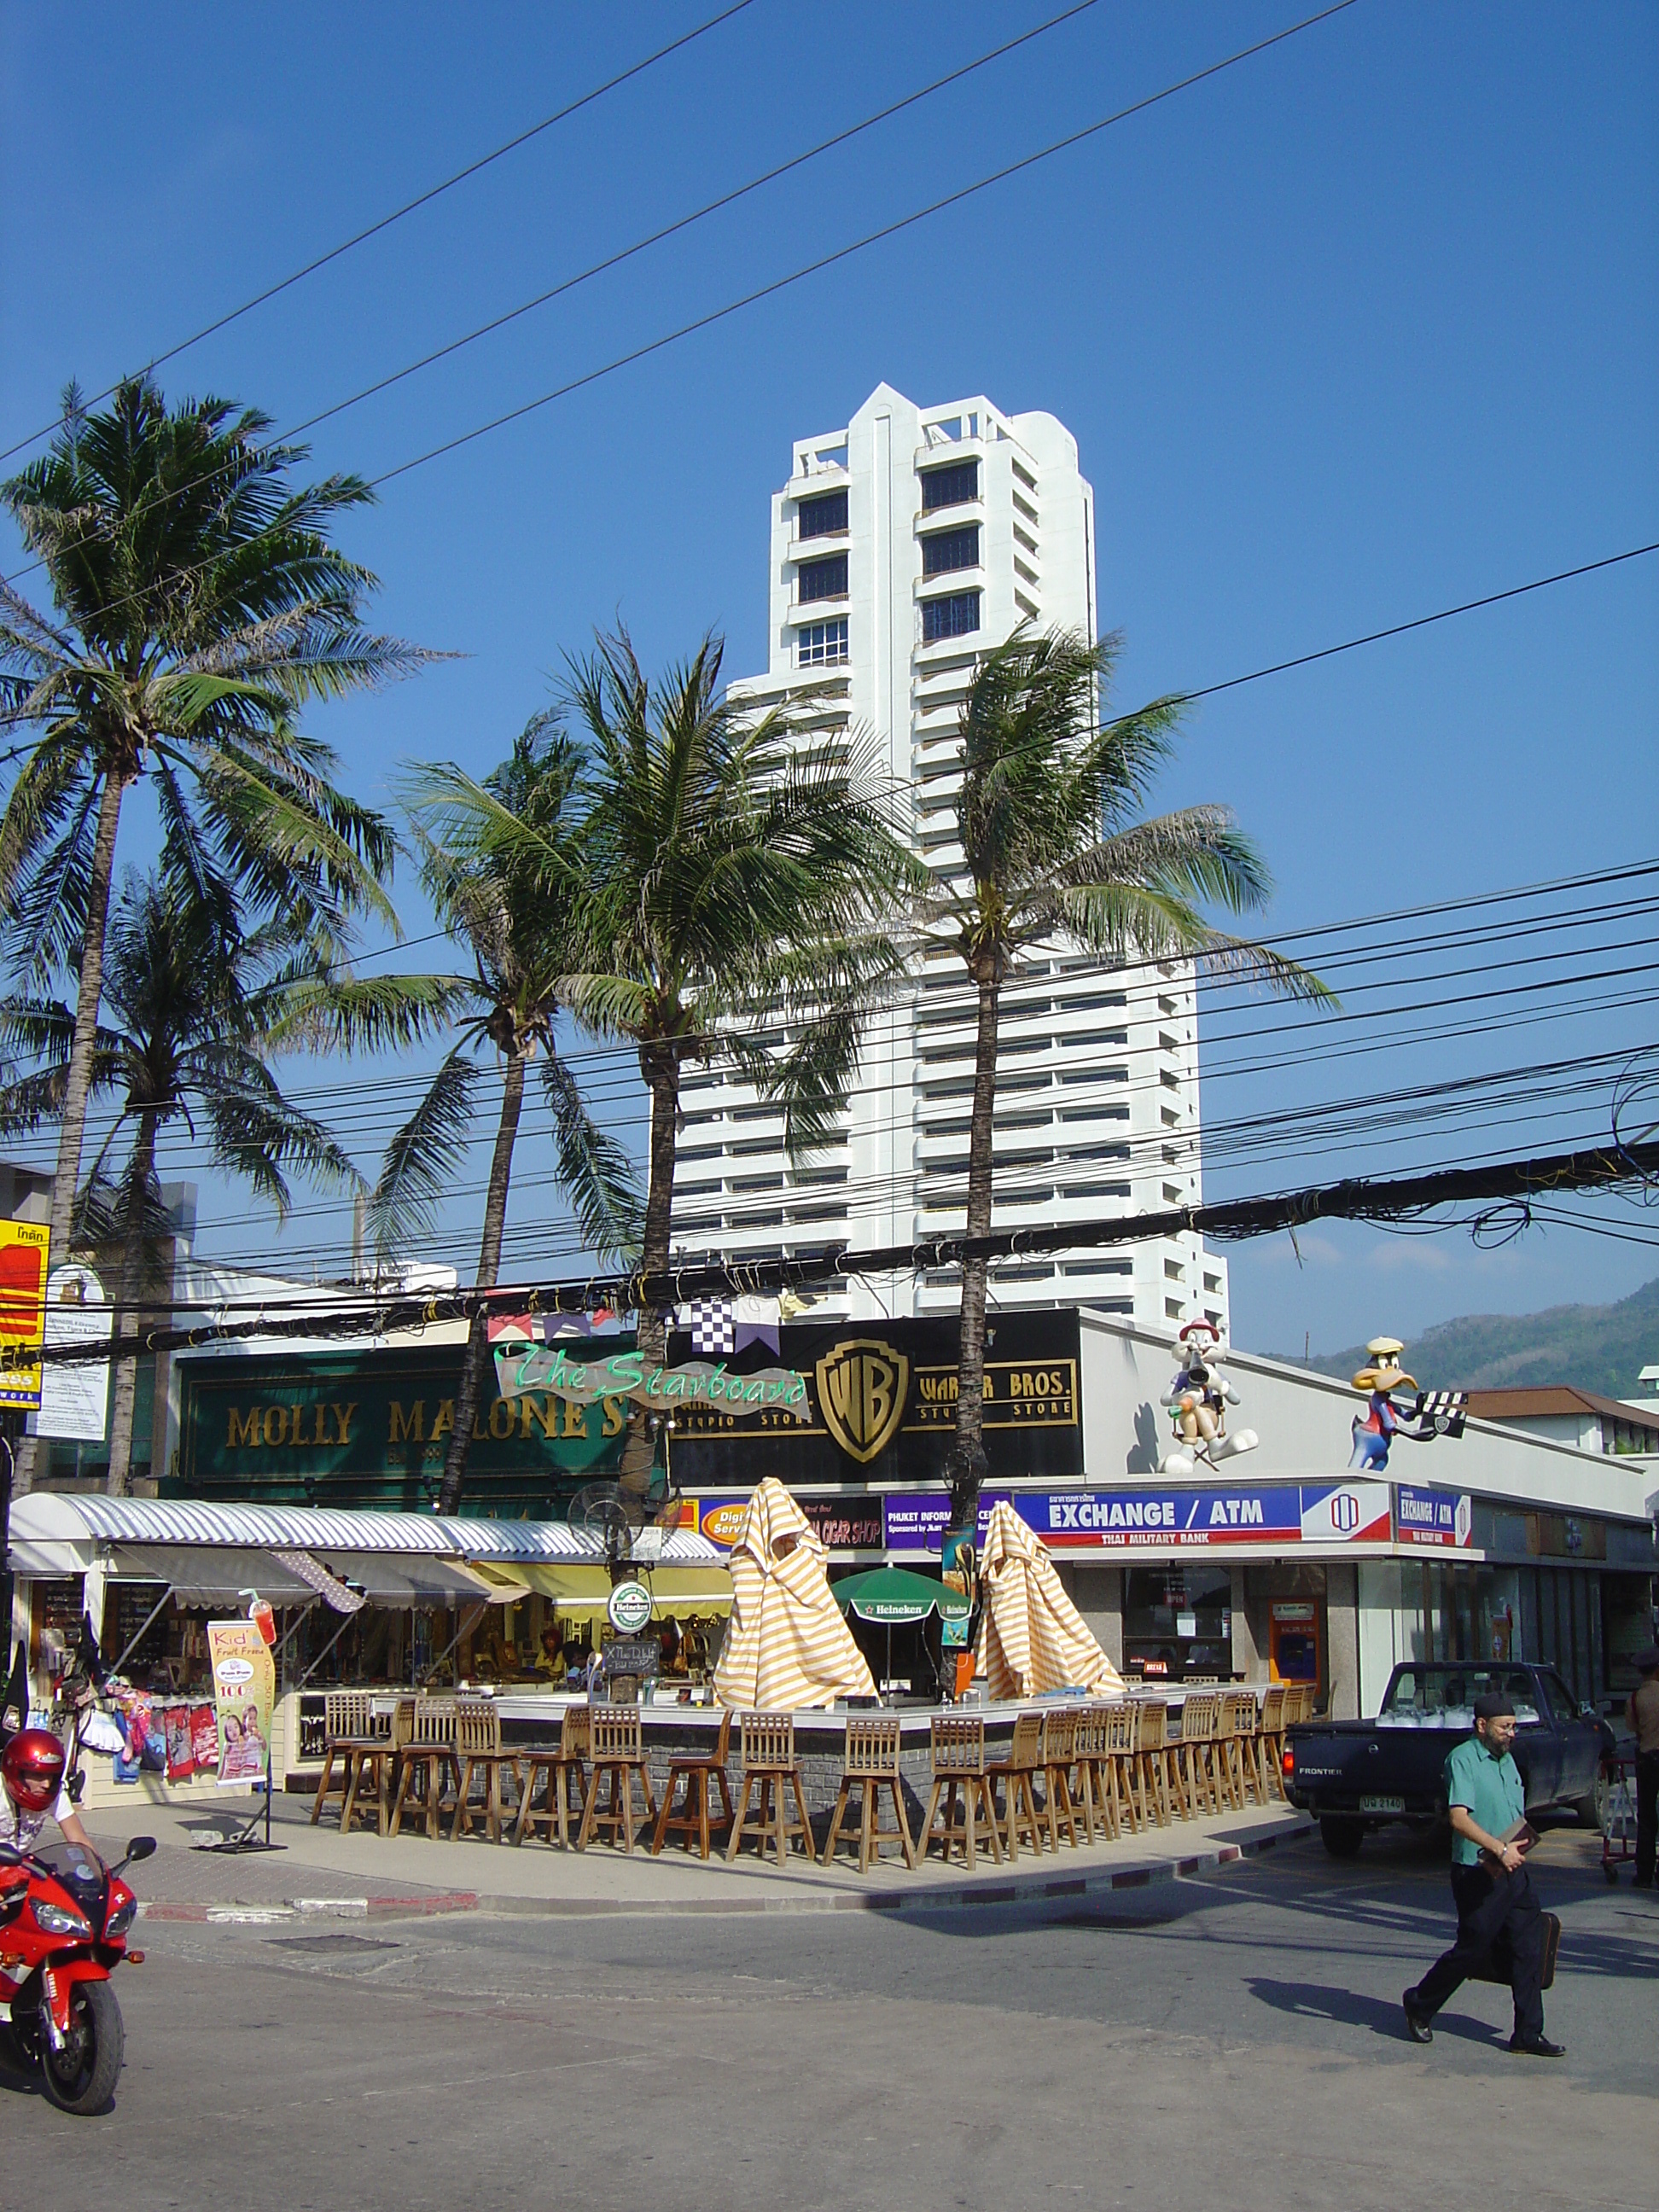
[207,1621,276,1789]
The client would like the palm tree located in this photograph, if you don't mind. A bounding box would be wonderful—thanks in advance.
[365,717,642,1516]
[0,871,362,1492]
[928,628,1330,1532]
[416,628,920,1500]
[0,377,432,1305]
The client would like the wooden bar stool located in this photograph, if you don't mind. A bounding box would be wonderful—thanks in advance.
[920,1714,1005,1871]
[1173,1691,1221,1819]
[311,1691,383,1829]
[725,1713,814,1868]
[1071,1705,1119,1843]
[1038,1708,1084,1851]
[823,1715,917,1872]
[389,1696,457,1839]
[985,1710,1048,1860]
[1133,1699,1174,1828]
[514,1706,591,1848]
[1256,1684,1289,1802]
[450,1697,523,1843]
[1102,1700,1143,1833]
[577,1706,658,1852]
[1221,1691,1263,1807]
[341,1697,410,1837]
[651,1711,736,1860]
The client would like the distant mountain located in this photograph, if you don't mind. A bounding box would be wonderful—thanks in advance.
[1274,1277,1659,1400]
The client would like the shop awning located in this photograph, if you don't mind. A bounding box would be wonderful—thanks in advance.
[316,1551,515,1607]
[469,1560,731,1617]
[9,1491,725,1568]
[105,1545,321,1610]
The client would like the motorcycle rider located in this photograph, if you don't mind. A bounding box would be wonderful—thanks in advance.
[2,1727,100,1864]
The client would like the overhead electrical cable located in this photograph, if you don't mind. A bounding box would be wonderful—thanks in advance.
[0,0,766,467]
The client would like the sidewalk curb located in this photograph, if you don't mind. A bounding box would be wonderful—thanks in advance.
[137,1821,1314,1925]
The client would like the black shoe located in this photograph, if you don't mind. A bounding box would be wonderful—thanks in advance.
[1402,1992,1433,2045]
[1509,2034,1566,2058]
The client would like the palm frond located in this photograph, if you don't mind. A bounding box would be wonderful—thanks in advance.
[365,1047,478,1264]
[540,1053,643,1261]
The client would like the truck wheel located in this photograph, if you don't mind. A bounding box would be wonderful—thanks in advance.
[1572,1790,1603,1833]
[1320,1816,1365,1860]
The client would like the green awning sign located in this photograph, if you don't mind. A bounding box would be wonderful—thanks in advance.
[494,1341,811,1421]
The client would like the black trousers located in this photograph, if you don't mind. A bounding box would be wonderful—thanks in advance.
[1412,1861,1545,2041]
[1636,1749,1658,1884]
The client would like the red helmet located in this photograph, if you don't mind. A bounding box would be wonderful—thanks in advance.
[2,1727,66,1815]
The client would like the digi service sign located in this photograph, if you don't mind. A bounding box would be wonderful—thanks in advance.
[1394,1485,1474,1548]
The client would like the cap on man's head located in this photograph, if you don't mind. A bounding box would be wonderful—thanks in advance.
[1473,1691,1516,1721]
[1633,1645,1659,1676]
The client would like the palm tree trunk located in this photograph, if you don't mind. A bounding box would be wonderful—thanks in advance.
[439,1050,526,1516]
[618,1043,680,1499]
[14,769,128,1499]
[948,966,1001,1529]
[106,1105,159,1497]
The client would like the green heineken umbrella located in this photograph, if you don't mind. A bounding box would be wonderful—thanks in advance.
[832,1567,973,1626]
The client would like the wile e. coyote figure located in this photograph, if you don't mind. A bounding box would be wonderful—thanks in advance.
[1159,1319,1260,1476]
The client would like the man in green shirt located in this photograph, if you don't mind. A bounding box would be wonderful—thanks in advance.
[1403,1691,1563,2057]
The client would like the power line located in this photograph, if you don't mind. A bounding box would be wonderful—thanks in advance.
[18,1134,1658,1359]
[0,0,765,468]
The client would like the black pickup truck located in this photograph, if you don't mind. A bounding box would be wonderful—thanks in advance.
[1284,1662,1610,1858]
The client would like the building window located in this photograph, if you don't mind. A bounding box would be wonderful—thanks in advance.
[921,460,979,511]
[797,489,847,538]
[798,554,847,602]
[798,619,848,667]
[921,525,980,576]
[921,591,981,643]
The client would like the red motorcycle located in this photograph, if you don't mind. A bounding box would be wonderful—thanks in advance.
[1,1831,154,2114]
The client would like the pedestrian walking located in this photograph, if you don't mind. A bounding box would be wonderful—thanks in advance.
[1626,1645,1659,1890]
[1403,1691,1565,2057]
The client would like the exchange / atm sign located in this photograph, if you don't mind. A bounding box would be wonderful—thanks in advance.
[1027,1481,1393,1550]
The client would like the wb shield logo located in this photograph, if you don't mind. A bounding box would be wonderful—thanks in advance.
[1330,1491,1360,1534]
[816,1340,910,1465]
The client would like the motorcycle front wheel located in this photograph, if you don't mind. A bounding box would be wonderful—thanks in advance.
[38,1978,124,2116]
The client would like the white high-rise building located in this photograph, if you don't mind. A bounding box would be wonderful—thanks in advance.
[672,384,1227,1334]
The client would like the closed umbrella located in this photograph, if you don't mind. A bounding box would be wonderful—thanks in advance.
[976,1499,1124,1701]
[713,1479,876,1709]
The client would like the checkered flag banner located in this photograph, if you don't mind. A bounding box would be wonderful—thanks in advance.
[1415,1389,1468,1439]
[682,1298,735,1355]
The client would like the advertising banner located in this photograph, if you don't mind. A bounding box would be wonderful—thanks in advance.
[0,1218,49,1413]
[207,1621,276,1789]
[887,1482,1392,1553]
[1394,1485,1474,1548]
[36,1265,112,1441]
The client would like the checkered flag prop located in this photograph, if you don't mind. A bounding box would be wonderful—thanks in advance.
[684,1298,735,1355]
[1415,1389,1468,1439]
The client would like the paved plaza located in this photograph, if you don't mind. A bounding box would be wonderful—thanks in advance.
[3,1818,1652,2208]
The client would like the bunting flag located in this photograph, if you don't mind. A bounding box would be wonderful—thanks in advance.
[733,1293,781,1354]
[683,1298,736,1355]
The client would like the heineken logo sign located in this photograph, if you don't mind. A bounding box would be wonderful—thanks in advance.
[493,1342,812,1422]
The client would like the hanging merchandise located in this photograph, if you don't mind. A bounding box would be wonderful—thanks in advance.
[190,1702,219,1773]
[162,1704,196,1783]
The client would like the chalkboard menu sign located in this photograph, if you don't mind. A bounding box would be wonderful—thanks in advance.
[601,1636,661,1681]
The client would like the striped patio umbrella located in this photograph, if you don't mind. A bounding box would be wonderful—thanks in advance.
[713,1479,876,1709]
[975,1499,1125,1702]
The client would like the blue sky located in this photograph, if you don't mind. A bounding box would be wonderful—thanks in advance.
[2,0,1655,1359]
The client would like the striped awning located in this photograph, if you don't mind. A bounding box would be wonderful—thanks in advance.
[713,1479,875,1710]
[975,1500,1124,1701]
[8,1492,724,1569]
[469,1561,731,1617]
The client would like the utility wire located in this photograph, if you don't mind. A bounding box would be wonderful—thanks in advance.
[0,0,765,467]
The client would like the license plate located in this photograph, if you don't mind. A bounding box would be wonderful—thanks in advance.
[1359,1794,1406,1815]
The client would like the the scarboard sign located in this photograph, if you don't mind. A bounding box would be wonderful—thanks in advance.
[667,1311,1081,1488]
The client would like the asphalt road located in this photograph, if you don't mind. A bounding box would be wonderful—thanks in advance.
[4,1825,1654,2209]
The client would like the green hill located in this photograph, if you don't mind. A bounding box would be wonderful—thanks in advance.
[1278,1276,1659,1400]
